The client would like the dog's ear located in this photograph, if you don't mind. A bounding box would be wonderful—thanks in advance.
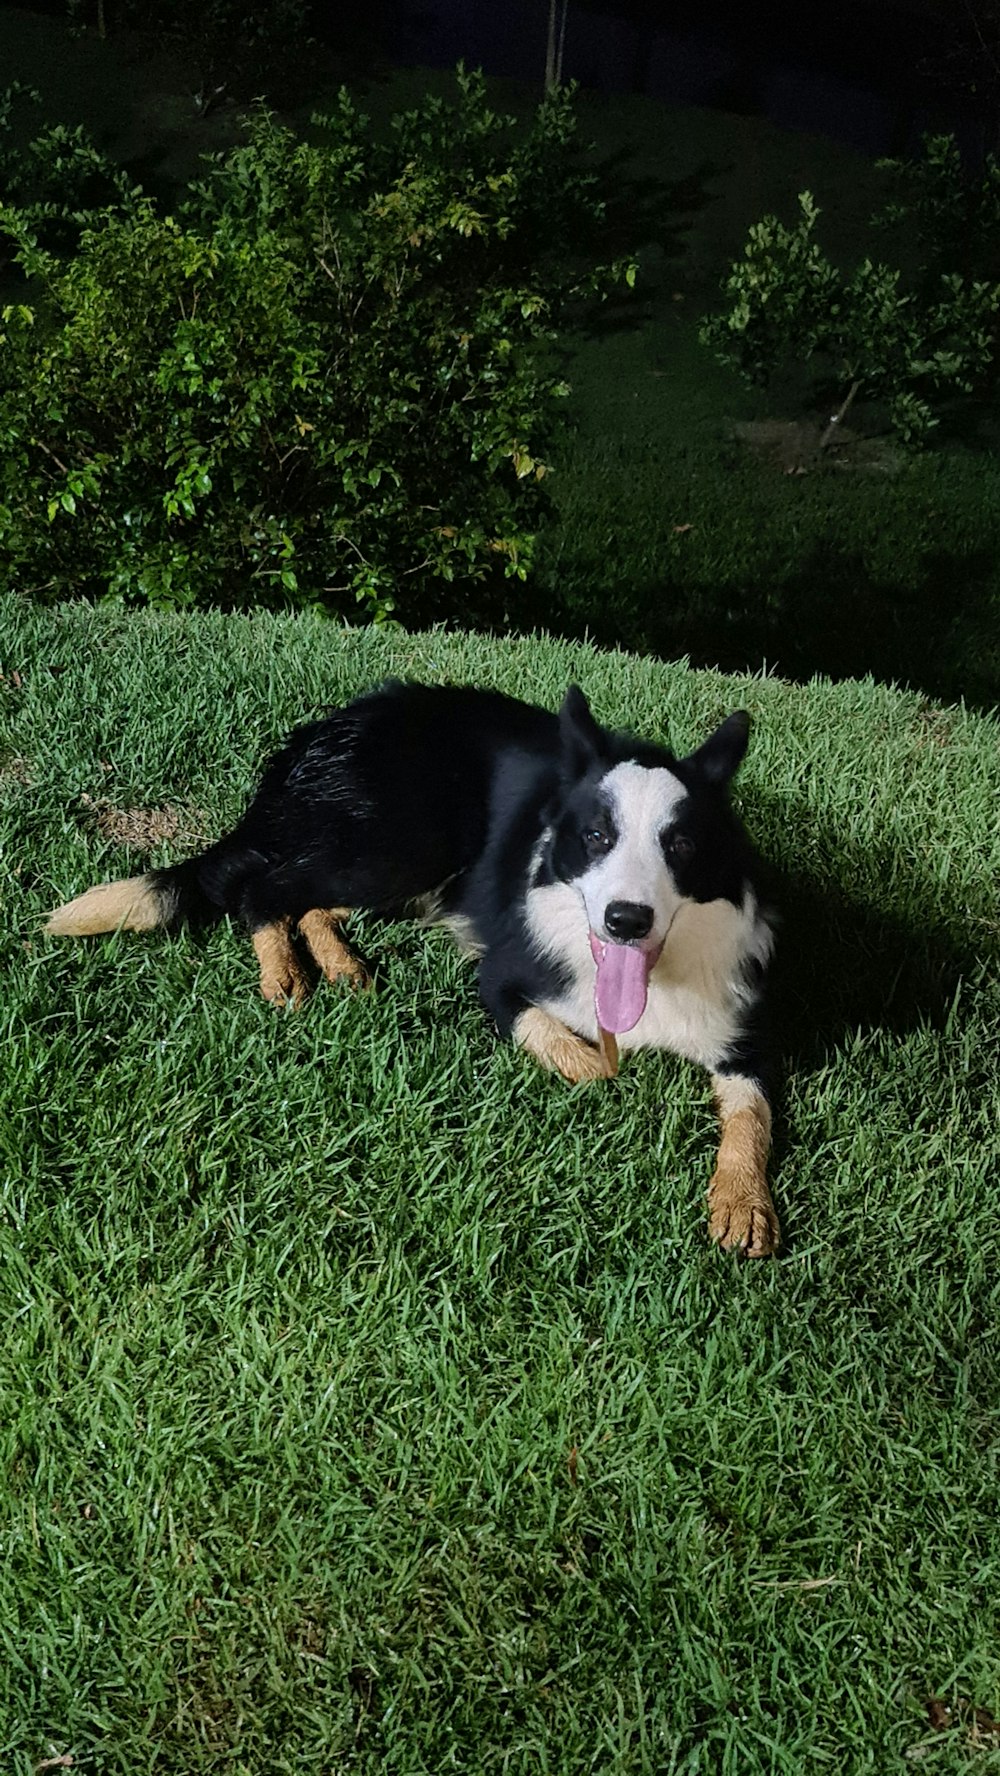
[686,710,750,785]
[559,685,605,777]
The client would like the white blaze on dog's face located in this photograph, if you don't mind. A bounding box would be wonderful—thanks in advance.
[547,688,753,1036]
[565,761,688,1034]
[577,761,687,945]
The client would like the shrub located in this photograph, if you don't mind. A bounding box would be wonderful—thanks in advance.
[700,168,1000,444]
[875,132,1000,286]
[0,82,135,266]
[0,71,625,620]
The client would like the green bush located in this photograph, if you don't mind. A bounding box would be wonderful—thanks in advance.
[0,71,624,620]
[700,160,1000,444]
[875,132,1000,286]
[0,82,135,263]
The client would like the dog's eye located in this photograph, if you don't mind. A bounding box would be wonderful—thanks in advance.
[583,828,613,853]
[668,832,695,863]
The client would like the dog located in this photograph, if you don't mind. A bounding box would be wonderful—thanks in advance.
[46,680,780,1256]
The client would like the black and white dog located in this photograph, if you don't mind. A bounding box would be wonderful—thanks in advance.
[47,681,780,1255]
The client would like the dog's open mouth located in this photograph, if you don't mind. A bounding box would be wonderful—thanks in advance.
[589,933,664,1034]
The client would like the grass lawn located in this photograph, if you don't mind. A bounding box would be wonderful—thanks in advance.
[2,592,1000,1771]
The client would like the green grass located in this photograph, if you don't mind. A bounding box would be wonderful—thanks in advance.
[2,593,1000,1771]
[1,27,1000,1766]
[533,423,1000,707]
[515,96,1000,708]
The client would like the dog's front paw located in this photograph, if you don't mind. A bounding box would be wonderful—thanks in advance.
[514,1007,614,1084]
[553,1036,614,1084]
[707,1170,780,1258]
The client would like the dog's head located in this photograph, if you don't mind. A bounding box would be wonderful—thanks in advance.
[548,686,754,1031]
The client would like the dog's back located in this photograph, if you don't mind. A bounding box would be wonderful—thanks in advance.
[46,681,562,936]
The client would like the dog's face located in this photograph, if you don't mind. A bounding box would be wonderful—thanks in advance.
[546,688,752,1031]
[554,757,688,947]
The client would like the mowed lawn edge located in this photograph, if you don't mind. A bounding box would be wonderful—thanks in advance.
[1,593,999,1773]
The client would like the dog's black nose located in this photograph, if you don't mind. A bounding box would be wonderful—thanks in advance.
[604,900,654,941]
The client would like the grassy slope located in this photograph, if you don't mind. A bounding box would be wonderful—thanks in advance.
[2,594,1000,1772]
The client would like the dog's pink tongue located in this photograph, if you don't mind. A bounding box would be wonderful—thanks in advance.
[589,935,655,1034]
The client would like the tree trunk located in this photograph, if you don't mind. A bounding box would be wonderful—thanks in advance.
[545,0,568,90]
[545,0,557,90]
[817,379,862,454]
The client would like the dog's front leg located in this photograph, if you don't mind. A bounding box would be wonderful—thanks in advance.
[478,955,614,1085]
[707,1074,780,1257]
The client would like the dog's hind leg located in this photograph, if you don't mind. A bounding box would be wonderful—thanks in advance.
[253,919,311,1008]
[707,1075,780,1257]
[297,908,370,990]
[514,1006,614,1084]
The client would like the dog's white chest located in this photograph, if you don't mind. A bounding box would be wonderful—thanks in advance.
[526,880,770,1069]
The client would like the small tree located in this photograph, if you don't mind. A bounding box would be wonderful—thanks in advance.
[0,71,626,620]
[700,184,1000,445]
[0,82,135,258]
[875,132,1000,286]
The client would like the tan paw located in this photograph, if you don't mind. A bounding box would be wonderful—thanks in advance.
[258,955,312,1008]
[253,922,311,1009]
[321,951,371,991]
[550,1034,614,1084]
[514,1007,614,1084]
[708,1172,781,1258]
[297,909,371,991]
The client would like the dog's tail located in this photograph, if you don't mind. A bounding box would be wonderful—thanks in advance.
[46,856,218,938]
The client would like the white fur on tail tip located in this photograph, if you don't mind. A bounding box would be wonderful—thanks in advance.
[45,876,163,936]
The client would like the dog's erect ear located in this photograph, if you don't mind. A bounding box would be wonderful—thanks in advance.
[559,685,605,777]
[686,710,751,785]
